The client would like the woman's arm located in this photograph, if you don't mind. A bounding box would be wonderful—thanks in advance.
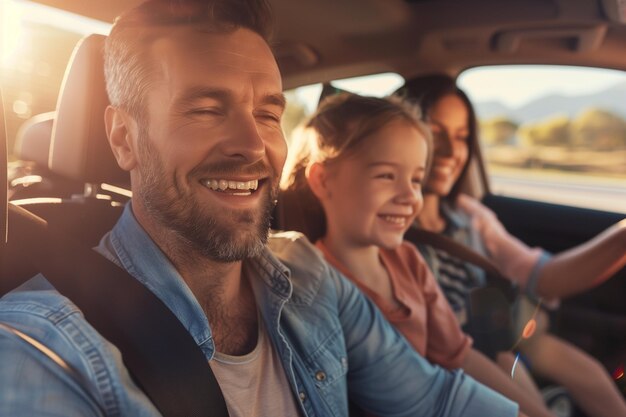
[462,348,555,417]
[535,219,626,299]
[456,194,548,290]
[458,195,626,299]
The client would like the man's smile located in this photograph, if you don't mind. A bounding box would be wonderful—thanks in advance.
[201,178,261,196]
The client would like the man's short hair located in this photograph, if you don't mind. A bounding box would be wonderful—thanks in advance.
[104,0,273,122]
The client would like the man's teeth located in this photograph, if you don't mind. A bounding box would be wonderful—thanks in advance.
[204,179,259,192]
[381,215,406,225]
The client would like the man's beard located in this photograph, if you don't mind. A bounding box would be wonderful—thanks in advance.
[135,129,276,262]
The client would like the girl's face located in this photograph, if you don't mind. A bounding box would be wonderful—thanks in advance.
[425,93,470,197]
[321,119,428,250]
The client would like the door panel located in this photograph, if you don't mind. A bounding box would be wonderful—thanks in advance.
[482,194,624,253]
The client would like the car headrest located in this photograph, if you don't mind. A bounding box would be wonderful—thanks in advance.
[13,112,54,168]
[49,34,129,187]
[274,187,327,243]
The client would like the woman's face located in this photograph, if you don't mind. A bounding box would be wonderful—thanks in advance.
[425,93,470,197]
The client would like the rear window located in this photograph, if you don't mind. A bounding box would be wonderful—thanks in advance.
[282,72,404,145]
[0,0,109,159]
[459,65,626,213]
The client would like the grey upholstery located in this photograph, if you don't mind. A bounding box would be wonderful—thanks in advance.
[10,111,84,201]
[49,34,129,187]
[13,112,55,168]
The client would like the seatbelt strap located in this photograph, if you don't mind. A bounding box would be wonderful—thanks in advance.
[405,225,520,356]
[405,225,519,303]
[405,226,505,279]
[6,203,229,417]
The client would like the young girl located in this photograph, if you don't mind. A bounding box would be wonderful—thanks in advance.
[399,73,626,417]
[281,92,554,417]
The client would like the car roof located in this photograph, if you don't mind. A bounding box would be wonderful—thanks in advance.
[29,0,626,89]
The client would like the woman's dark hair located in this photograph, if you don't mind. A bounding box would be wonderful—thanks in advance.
[397,74,478,203]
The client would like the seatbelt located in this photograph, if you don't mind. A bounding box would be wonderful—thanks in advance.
[405,225,519,357]
[6,203,229,417]
[405,225,520,301]
[405,226,504,278]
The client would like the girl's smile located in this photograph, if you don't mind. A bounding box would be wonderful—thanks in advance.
[318,119,429,250]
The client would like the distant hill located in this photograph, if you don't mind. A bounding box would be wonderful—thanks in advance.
[474,81,626,124]
[473,100,510,119]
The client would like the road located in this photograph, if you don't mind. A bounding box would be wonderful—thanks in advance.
[490,175,626,214]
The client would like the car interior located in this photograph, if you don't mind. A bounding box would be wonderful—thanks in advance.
[1,0,625,416]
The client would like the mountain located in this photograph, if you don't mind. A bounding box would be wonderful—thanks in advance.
[473,100,511,120]
[473,81,626,124]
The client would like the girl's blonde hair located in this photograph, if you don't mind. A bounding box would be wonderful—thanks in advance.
[279,92,431,241]
[282,92,431,190]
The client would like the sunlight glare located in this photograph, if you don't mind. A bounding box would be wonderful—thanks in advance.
[1,0,110,68]
[521,318,537,339]
[510,352,521,379]
[0,0,25,67]
[16,1,111,35]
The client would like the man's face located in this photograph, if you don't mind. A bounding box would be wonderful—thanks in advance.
[133,27,286,262]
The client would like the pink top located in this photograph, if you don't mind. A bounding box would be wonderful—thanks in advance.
[316,240,473,369]
[456,194,545,291]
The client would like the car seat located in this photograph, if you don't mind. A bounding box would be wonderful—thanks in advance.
[9,111,83,200]
[5,34,129,291]
[12,34,128,235]
[13,112,54,169]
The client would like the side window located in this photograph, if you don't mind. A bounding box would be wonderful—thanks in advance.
[458,65,626,214]
[282,83,323,145]
[282,73,404,145]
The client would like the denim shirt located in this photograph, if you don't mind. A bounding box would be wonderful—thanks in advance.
[0,204,517,417]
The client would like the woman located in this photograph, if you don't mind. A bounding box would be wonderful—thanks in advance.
[400,73,626,417]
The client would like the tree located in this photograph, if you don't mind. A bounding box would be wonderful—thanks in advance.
[571,108,626,150]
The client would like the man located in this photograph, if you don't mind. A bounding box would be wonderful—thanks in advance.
[0,0,523,416]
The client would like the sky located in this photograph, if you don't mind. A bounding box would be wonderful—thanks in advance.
[458,65,626,109]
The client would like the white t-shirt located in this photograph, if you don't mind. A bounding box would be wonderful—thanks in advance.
[209,318,302,417]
